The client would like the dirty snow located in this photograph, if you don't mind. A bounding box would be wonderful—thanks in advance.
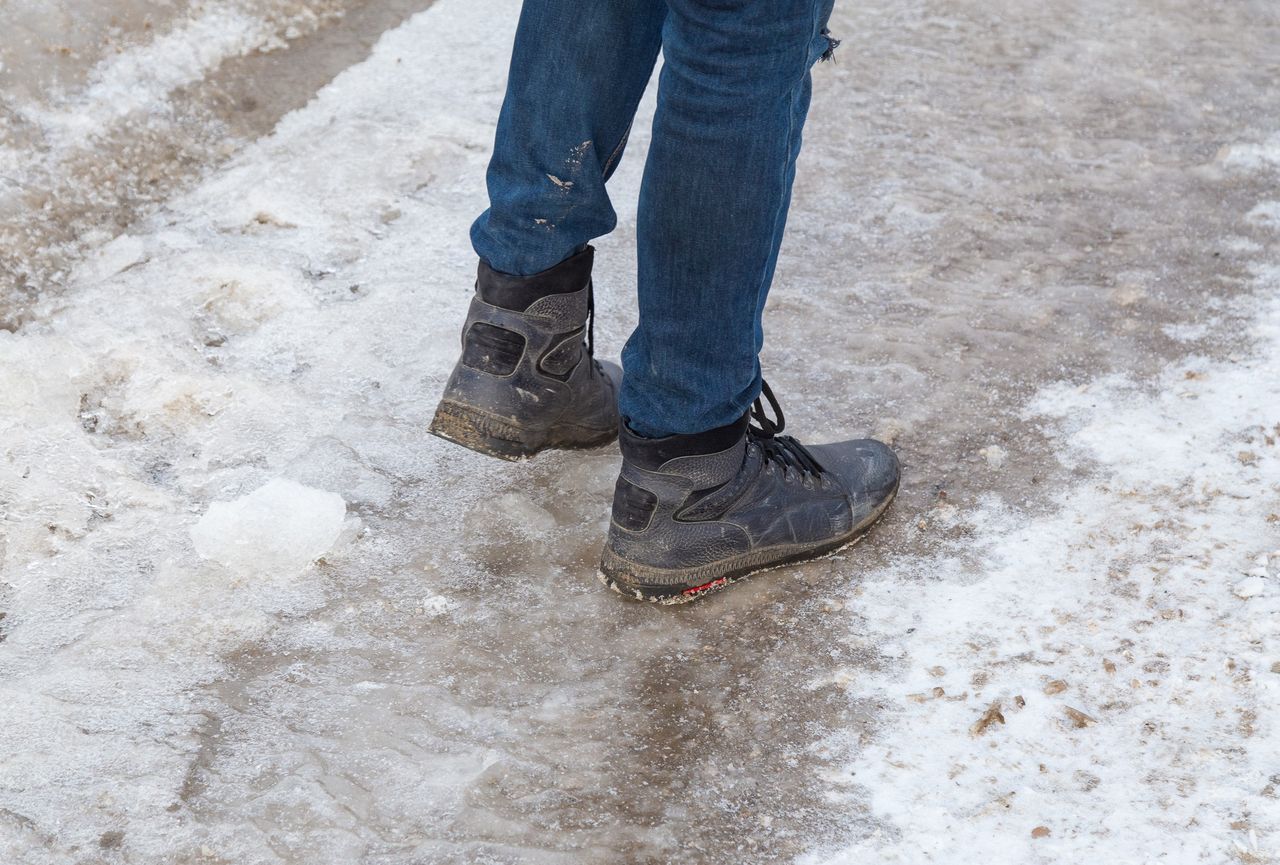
[0,0,431,328]
[19,6,286,149]
[806,269,1280,864]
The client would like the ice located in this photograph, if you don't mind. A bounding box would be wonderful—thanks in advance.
[1234,576,1268,600]
[1,0,1279,861]
[1219,133,1280,172]
[977,444,1007,469]
[1248,201,1280,229]
[807,284,1280,865]
[487,492,559,535]
[79,233,149,284]
[191,479,349,574]
[0,0,434,329]
[417,594,459,617]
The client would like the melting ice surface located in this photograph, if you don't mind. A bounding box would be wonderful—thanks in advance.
[2,0,1280,862]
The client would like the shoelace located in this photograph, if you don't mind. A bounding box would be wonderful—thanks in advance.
[585,278,596,358]
[748,380,825,476]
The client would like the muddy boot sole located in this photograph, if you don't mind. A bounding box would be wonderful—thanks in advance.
[430,399,617,461]
[598,482,898,604]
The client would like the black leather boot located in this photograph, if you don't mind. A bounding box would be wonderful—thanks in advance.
[430,247,620,460]
[600,383,899,603]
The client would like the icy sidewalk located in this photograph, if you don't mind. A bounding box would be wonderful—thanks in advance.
[0,0,435,328]
[808,269,1280,863]
[2,0,1280,862]
[1,1,534,861]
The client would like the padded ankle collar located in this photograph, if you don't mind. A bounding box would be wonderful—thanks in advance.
[476,246,594,311]
[619,412,750,471]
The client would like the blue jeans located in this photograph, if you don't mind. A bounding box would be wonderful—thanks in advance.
[471,0,838,437]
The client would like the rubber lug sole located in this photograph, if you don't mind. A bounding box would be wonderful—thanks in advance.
[598,482,899,605]
[429,399,616,461]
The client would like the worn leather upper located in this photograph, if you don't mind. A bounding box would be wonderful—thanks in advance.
[438,251,618,438]
[608,423,899,571]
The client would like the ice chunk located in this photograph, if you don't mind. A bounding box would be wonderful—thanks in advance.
[978,445,1008,469]
[195,261,312,334]
[191,479,347,574]
[419,595,459,617]
[1233,576,1266,600]
[83,234,147,283]
[1245,201,1280,228]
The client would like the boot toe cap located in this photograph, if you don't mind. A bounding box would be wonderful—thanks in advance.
[809,438,901,502]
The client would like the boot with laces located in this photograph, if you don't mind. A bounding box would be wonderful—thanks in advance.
[430,246,620,460]
[599,383,899,603]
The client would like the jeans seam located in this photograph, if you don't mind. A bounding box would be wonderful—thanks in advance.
[602,119,635,179]
[740,3,820,417]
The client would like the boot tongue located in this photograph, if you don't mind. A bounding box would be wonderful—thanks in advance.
[476,246,594,311]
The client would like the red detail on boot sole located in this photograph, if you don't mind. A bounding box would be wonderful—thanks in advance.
[682,577,728,597]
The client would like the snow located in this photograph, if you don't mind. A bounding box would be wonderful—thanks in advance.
[805,274,1280,864]
[1,0,1279,861]
[978,444,1008,469]
[191,479,350,574]
[0,3,518,860]
[1220,134,1280,172]
[20,7,283,149]
[1234,576,1268,600]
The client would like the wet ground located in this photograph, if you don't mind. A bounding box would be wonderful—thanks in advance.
[1,1,1278,863]
[776,0,1280,553]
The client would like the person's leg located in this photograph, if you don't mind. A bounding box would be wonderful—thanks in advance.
[471,0,668,277]
[433,0,666,460]
[600,1,900,603]
[620,0,839,437]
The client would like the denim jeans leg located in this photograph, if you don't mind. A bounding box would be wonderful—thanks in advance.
[620,0,838,437]
[471,0,667,277]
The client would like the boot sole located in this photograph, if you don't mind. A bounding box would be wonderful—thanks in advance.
[429,399,616,461]
[598,482,899,605]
